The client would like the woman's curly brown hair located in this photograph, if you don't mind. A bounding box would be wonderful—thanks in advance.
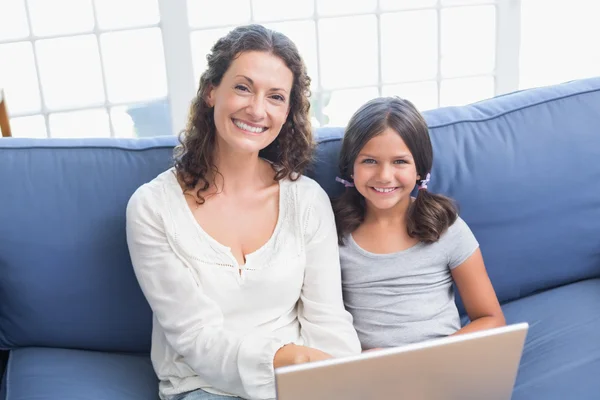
[173,24,314,203]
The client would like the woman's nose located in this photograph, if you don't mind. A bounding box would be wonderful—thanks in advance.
[246,96,266,120]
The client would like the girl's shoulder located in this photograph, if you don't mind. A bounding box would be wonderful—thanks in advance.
[439,215,479,269]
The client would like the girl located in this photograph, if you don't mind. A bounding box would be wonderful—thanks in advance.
[333,97,505,351]
[126,25,360,400]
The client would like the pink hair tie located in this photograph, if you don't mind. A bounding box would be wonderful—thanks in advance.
[335,176,355,188]
[419,173,431,190]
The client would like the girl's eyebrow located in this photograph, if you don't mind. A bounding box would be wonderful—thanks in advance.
[358,152,413,158]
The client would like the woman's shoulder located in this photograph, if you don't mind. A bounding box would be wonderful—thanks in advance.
[127,167,178,214]
[285,174,331,206]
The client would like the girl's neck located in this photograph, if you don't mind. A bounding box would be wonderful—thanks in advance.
[364,197,412,228]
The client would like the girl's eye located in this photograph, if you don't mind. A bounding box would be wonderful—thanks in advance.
[362,159,376,164]
[394,159,407,164]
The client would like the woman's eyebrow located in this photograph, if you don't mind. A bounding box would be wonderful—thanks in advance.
[235,75,289,93]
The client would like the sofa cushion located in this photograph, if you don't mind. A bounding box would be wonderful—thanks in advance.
[424,78,600,305]
[0,137,178,352]
[1,347,158,400]
[501,279,600,399]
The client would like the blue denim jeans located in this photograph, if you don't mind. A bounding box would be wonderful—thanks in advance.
[172,389,243,400]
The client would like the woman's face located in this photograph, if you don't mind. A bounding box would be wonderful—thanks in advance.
[207,51,293,157]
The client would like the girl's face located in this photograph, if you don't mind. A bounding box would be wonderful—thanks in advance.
[207,51,293,157]
[352,127,420,214]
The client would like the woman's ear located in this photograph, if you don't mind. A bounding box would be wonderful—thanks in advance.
[205,85,215,107]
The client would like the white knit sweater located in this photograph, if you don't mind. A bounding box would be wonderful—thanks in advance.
[126,168,361,400]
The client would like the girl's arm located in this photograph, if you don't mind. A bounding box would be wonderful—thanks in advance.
[451,248,506,335]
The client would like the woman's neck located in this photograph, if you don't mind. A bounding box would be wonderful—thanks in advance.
[210,143,274,195]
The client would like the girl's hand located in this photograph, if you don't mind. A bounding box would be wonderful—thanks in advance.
[273,344,332,368]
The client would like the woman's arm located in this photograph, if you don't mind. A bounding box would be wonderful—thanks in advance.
[296,183,362,357]
[451,248,506,336]
[126,186,286,400]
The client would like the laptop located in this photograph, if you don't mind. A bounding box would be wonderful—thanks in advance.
[275,322,529,400]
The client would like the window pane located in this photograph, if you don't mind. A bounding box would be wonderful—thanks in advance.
[10,115,47,138]
[95,0,160,30]
[187,0,250,28]
[317,0,376,16]
[0,42,41,114]
[36,35,105,110]
[441,6,495,78]
[265,21,318,90]
[520,0,600,89]
[322,87,379,127]
[381,11,437,83]
[440,76,495,107]
[190,27,235,83]
[0,0,29,41]
[49,108,110,138]
[110,106,136,138]
[309,93,322,128]
[101,28,168,103]
[441,0,492,5]
[319,16,378,90]
[382,81,438,112]
[119,99,173,137]
[252,0,314,21]
[28,0,94,36]
[380,0,436,11]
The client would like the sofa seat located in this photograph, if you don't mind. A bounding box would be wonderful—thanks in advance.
[2,347,158,400]
[502,279,600,399]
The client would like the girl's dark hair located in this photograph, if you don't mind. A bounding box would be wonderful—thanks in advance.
[174,24,314,203]
[333,97,457,245]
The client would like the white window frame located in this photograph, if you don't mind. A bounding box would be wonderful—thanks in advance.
[160,0,522,135]
[3,0,522,137]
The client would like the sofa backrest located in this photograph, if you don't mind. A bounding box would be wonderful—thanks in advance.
[307,77,600,310]
[1,78,599,352]
[0,138,177,352]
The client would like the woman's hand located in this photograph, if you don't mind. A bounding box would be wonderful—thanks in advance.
[362,348,383,353]
[273,344,332,369]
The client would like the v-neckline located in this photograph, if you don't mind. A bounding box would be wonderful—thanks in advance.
[170,169,286,268]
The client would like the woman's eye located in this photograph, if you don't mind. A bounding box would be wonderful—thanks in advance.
[235,85,249,92]
[271,94,285,102]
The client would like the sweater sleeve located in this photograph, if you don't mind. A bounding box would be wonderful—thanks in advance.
[297,183,362,357]
[126,185,285,400]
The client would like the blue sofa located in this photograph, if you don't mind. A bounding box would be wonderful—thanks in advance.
[1,77,599,399]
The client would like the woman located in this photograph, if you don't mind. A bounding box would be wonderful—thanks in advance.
[126,25,361,400]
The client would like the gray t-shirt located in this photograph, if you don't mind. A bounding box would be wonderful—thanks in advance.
[340,216,479,350]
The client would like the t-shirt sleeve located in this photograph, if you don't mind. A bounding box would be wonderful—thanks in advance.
[444,216,480,269]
